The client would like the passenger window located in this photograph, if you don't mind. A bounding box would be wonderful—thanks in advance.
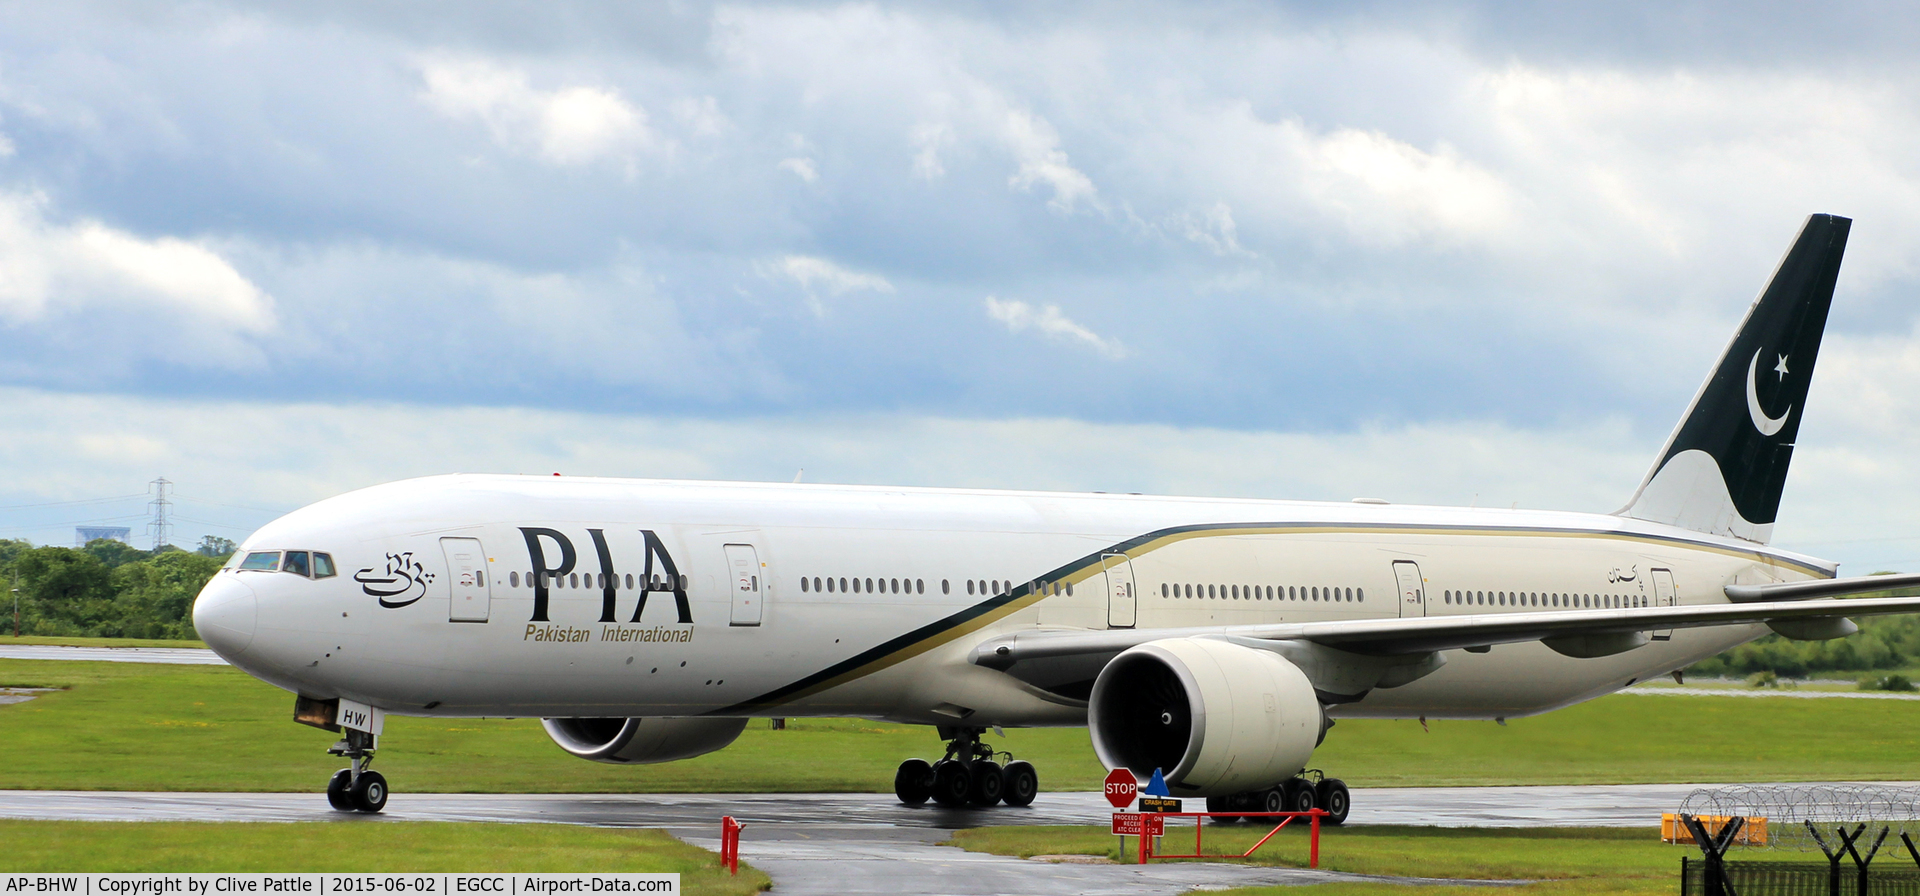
[839,577,848,592]
[312,553,336,578]
[916,579,924,594]
[966,580,975,595]
[282,551,311,577]
[510,572,521,588]
[801,577,810,593]
[942,579,950,594]
[239,551,280,571]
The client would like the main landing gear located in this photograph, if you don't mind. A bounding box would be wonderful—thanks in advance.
[1205,769,1349,825]
[893,726,1038,809]
[324,729,388,813]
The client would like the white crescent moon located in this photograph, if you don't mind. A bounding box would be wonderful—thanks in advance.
[1746,348,1791,437]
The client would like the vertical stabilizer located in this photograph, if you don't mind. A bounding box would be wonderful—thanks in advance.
[1618,214,1851,544]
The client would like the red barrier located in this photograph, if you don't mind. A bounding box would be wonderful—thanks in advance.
[1117,810,1324,867]
[720,816,744,875]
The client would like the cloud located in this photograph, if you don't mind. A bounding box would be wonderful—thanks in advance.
[6,383,1913,575]
[419,58,654,168]
[777,156,818,182]
[984,295,1125,359]
[0,190,273,336]
[766,254,895,316]
[1001,109,1098,213]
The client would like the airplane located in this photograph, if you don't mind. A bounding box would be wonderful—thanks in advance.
[193,213,1920,821]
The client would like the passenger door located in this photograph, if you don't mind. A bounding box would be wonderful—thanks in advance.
[1102,553,1137,629]
[1651,568,1677,641]
[725,544,764,626]
[442,537,491,623]
[1392,560,1426,618]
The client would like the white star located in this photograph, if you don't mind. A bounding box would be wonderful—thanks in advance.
[1774,354,1789,381]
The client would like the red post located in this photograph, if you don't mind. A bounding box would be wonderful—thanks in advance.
[721,816,743,875]
[1138,824,1150,864]
[1309,809,1321,869]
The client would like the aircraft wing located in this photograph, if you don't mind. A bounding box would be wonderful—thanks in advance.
[970,591,1920,666]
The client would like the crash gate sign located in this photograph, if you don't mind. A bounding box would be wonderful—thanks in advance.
[1111,812,1166,836]
[1104,768,1138,808]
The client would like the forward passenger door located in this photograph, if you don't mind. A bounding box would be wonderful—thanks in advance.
[442,537,491,623]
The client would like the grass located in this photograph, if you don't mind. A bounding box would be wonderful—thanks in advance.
[0,820,768,894]
[6,655,1920,792]
[2,634,208,649]
[952,824,1801,896]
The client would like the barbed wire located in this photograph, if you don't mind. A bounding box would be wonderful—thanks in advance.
[1680,785,1920,851]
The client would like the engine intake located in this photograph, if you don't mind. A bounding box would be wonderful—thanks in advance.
[1089,638,1322,797]
[541,716,748,764]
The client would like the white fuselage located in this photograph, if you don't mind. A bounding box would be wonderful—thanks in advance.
[198,474,1834,726]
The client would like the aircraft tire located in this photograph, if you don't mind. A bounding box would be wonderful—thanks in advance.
[1316,778,1350,826]
[1000,761,1038,807]
[1283,779,1317,814]
[894,758,933,805]
[326,769,354,811]
[967,760,1004,807]
[350,770,388,813]
[1204,795,1241,824]
[930,760,971,808]
[1261,785,1285,814]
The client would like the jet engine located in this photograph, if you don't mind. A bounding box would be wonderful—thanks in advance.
[1088,638,1322,797]
[541,717,748,764]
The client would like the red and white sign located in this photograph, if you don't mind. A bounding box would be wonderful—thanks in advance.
[1111,812,1165,836]
[1103,768,1139,808]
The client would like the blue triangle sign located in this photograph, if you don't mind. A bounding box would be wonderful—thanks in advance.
[1144,768,1171,797]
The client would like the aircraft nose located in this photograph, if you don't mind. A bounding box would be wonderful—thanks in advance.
[193,575,257,658]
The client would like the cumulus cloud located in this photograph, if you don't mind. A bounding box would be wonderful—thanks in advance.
[766,254,894,316]
[984,295,1125,359]
[1001,109,1098,213]
[419,58,654,168]
[777,157,818,182]
[0,191,273,334]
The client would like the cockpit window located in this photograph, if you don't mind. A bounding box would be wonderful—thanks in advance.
[313,553,336,578]
[283,551,311,577]
[239,551,281,571]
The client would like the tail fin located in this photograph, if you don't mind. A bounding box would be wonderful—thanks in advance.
[1618,214,1851,544]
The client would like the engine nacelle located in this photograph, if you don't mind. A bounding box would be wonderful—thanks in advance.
[1089,638,1322,797]
[541,717,748,764]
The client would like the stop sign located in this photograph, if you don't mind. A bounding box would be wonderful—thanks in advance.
[1104,768,1138,808]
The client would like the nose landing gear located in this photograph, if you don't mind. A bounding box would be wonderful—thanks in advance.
[325,729,387,813]
[893,725,1038,809]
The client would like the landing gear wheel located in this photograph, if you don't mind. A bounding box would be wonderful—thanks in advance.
[349,770,388,813]
[1000,761,1038,808]
[894,758,933,805]
[1204,795,1242,824]
[931,760,972,808]
[1315,778,1350,825]
[326,769,353,811]
[968,760,1004,807]
[1283,779,1317,814]
[1261,786,1285,814]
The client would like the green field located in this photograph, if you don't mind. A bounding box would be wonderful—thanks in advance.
[0,820,768,894]
[953,824,1802,896]
[3,654,1919,793]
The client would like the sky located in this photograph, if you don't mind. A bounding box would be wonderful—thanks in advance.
[2,1,1920,572]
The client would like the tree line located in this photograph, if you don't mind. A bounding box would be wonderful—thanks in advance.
[1,536,234,640]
